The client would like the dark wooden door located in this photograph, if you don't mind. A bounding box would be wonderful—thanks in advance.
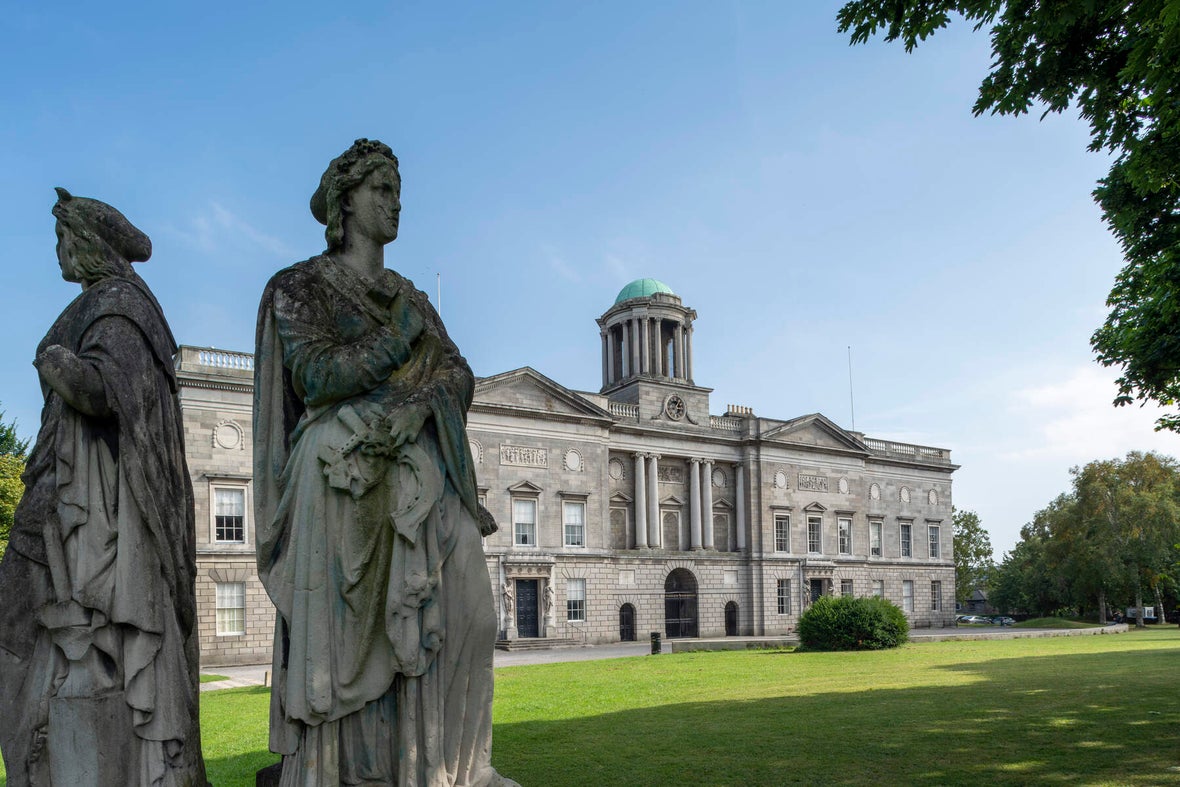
[809,579,825,604]
[619,604,636,641]
[516,579,539,638]
[725,601,738,636]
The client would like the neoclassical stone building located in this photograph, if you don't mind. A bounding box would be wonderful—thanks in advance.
[177,279,957,665]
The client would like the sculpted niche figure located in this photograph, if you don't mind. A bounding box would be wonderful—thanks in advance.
[255,140,518,786]
[0,190,207,786]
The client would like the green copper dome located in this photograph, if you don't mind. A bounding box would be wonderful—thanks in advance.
[614,278,675,304]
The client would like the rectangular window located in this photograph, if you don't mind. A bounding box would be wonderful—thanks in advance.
[931,580,942,612]
[777,579,791,615]
[870,520,882,557]
[902,580,914,613]
[214,487,246,543]
[840,579,854,597]
[563,501,585,547]
[807,516,822,554]
[513,499,537,547]
[928,525,941,559]
[838,517,852,555]
[215,582,245,636]
[566,578,586,622]
[900,522,912,558]
[871,579,884,598]
[774,514,790,552]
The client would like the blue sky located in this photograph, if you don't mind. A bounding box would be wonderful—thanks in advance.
[2,1,1173,556]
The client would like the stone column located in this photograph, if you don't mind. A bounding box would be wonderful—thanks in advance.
[620,324,629,378]
[640,316,650,375]
[686,324,694,382]
[736,463,747,551]
[648,454,661,547]
[633,453,648,548]
[702,460,715,549]
[630,317,641,378]
[689,458,703,550]
[672,324,683,379]
[601,331,609,388]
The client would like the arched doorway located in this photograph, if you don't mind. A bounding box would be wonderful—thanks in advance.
[724,601,738,636]
[664,569,699,638]
[619,603,636,642]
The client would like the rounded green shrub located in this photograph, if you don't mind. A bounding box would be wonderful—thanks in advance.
[797,595,909,651]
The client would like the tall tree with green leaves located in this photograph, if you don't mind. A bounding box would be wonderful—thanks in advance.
[1071,451,1180,626]
[0,404,28,560]
[837,2,1180,430]
[952,508,993,603]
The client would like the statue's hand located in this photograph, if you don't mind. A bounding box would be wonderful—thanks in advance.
[390,292,426,345]
[384,401,431,449]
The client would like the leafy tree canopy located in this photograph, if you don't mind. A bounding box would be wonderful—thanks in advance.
[0,404,29,457]
[0,454,25,561]
[837,1,1180,429]
[952,508,993,603]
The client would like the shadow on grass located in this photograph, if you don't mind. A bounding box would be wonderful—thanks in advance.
[493,648,1180,786]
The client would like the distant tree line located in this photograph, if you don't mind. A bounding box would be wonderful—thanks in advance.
[0,403,29,560]
[990,451,1180,625]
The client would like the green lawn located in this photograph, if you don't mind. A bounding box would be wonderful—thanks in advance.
[4,628,1180,786]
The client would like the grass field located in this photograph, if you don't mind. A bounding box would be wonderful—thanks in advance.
[4,628,1179,785]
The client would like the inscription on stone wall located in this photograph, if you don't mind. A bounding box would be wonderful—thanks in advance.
[499,444,548,468]
[658,465,685,483]
[798,473,829,492]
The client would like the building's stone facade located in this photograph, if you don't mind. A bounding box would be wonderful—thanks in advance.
[176,280,957,665]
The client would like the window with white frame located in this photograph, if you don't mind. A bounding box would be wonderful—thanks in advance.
[928,524,941,559]
[777,579,791,614]
[213,486,246,543]
[513,498,537,547]
[900,521,913,558]
[215,582,245,636]
[838,517,852,555]
[840,579,854,597]
[902,580,914,612]
[566,578,586,622]
[563,500,586,547]
[871,579,884,598]
[774,513,790,552]
[807,516,822,553]
[870,520,882,557]
[931,580,942,612]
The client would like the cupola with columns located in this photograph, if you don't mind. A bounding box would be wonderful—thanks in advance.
[597,279,712,424]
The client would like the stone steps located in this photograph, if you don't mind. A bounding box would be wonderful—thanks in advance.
[495,638,580,651]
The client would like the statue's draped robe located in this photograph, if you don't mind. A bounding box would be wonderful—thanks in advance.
[0,274,205,787]
[255,256,499,786]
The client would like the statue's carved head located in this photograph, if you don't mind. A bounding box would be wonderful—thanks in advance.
[311,139,400,252]
[51,187,148,284]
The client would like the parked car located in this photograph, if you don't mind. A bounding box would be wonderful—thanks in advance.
[991,616,1015,626]
[961,615,992,625]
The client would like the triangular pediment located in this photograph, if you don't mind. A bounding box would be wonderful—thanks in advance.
[803,502,827,513]
[660,494,686,506]
[474,367,614,422]
[761,413,868,453]
[507,480,544,495]
[610,491,633,504]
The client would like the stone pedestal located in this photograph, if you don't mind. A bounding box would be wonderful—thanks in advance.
[48,691,133,785]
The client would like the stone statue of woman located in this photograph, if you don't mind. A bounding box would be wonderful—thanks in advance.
[0,189,207,786]
[254,139,518,786]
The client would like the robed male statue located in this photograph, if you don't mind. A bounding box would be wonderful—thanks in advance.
[0,189,207,786]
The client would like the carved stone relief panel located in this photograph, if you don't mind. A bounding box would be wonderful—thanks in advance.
[798,473,828,493]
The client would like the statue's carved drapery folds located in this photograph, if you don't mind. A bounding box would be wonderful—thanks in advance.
[254,139,517,786]
[0,189,207,786]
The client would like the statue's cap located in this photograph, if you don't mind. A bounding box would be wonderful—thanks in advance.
[52,187,152,263]
[309,139,398,225]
